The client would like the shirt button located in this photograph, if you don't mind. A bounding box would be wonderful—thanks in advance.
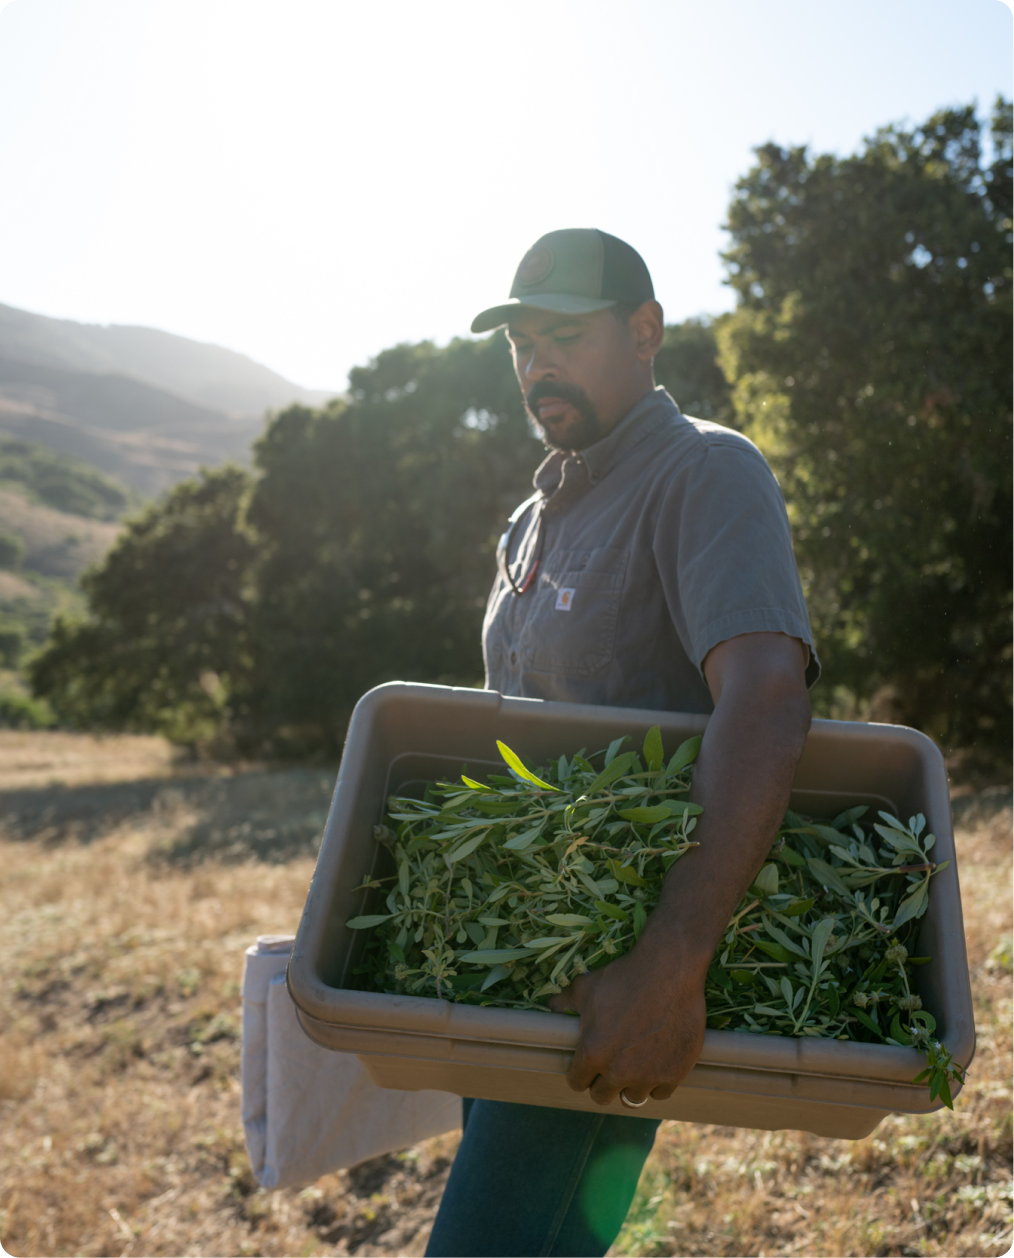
[510,651,517,665]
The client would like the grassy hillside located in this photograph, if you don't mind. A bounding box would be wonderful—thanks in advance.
[0,358,261,499]
[0,489,120,581]
[0,733,1008,1258]
[0,435,138,520]
[0,440,136,724]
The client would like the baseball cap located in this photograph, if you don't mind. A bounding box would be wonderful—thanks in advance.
[470,228,655,334]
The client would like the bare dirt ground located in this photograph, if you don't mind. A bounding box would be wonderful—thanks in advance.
[0,732,1010,1258]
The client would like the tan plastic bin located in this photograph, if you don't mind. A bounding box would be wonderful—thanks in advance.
[287,683,975,1140]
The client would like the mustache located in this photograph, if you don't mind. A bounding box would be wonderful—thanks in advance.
[525,381,595,417]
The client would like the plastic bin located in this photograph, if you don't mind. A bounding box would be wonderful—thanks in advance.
[287,683,975,1140]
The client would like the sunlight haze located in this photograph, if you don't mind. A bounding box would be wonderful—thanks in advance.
[0,0,1010,391]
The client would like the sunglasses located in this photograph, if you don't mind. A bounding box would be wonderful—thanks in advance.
[497,499,547,597]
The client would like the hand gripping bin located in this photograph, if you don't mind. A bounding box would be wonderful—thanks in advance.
[287,683,975,1141]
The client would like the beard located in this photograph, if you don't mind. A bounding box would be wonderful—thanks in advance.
[525,381,602,451]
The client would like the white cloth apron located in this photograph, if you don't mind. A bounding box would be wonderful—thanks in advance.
[241,935,460,1188]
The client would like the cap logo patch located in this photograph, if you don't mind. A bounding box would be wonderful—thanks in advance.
[517,243,554,287]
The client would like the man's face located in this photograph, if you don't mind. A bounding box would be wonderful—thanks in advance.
[505,308,644,451]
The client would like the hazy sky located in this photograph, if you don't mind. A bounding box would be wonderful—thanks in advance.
[0,0,1010,391]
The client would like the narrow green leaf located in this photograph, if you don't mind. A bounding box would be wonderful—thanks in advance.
[810,917,835,969]
[618,804,675,824]
[667,735,702,775]
[877,810,908,832]
[459,948,532,964]
[893,880,929,928]
[642,725,664,772]
[446,830,491,863]
[480,963,512,991]
[496,740,561,792]
[502,824,544,851]
[763,921,810,958]
[851,1007,881,1036]
[780,897,815,917]
[873,824,918,853]
[806,857,851,896]
[604,735,629,766]
[584,751,640,797]
[803,824,852,848]
[346,914,393,929]
[607,859,648,887]
[460,774,494,792]
[594,899,630,923]
[752,939,793,963]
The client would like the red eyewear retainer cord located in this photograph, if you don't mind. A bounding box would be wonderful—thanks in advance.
[499,500,546,597]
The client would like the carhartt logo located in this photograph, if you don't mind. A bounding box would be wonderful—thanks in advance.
[555,587,575,611]
[517,243,554,286]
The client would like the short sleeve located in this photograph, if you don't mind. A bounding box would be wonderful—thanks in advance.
[654,436,821,687]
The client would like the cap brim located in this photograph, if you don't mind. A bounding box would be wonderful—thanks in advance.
[470,294,616,335]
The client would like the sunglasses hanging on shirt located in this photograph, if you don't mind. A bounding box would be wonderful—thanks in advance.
[498,499,547,596]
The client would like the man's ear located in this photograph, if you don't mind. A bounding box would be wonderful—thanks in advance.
[629,300,665,362]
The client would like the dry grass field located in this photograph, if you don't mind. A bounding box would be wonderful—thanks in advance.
[0,731,1010,1258]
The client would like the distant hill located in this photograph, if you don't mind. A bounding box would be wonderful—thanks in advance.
[0,302,335,417]
[0,357,262,499]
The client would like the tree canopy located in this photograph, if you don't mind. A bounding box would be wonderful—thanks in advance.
[719,98,1011,760]
[30,466,256,744]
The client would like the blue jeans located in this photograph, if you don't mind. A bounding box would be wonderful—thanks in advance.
[424,1099,661,1257]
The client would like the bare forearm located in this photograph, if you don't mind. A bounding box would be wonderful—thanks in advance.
[549,632,813,1104]
[637,665,811,978]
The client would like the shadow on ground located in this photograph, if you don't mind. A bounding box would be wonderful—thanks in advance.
[0,766,338,865]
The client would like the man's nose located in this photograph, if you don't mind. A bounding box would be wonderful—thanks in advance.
[520,342,560,382]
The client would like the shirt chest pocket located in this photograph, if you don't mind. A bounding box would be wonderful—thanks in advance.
[520,547,629,679]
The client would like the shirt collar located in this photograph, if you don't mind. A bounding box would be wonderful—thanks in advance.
[532,387,681,496]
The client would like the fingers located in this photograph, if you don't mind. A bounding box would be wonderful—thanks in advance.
[589,1077,659,1107]
[565,1042,600,1094]
[571,1044,664,1106]
[589,1074,623,1106]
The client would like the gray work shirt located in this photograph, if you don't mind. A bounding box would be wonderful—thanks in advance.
[482,387,819,712]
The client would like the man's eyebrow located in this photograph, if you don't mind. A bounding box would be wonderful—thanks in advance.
[507,319,585,337]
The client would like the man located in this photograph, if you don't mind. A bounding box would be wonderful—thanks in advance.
[425,229,818,1258]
